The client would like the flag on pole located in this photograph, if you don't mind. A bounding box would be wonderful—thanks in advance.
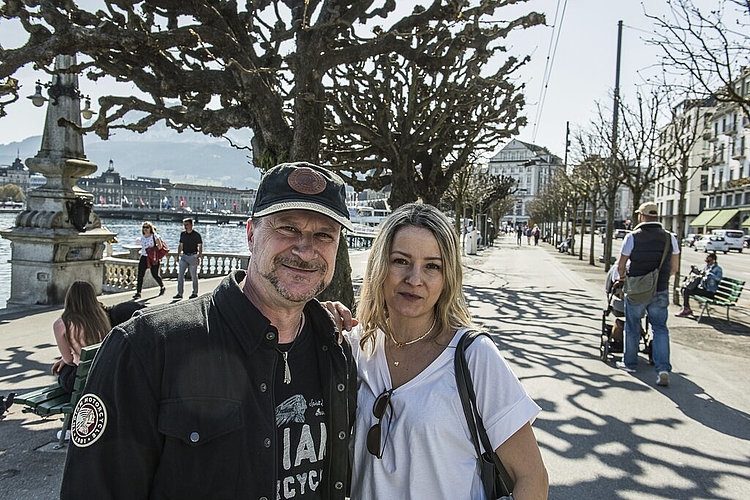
[100,195,106,205]
[180,197,186,208]
[139,196,145,207]
[213,198,218,209]
[122,195,130,205]
[163,196,170,209]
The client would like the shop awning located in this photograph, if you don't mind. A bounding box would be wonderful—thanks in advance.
[741,215,750,228]
[705,209,739,228]
[689,210,720,228]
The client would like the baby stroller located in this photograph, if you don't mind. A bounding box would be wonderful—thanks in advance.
[600,269,653,364]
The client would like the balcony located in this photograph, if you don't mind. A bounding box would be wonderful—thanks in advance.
[703,154,724,166]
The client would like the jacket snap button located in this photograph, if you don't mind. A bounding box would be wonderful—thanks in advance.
[260,383,267,392]
[322,345,328,351]
[338,431,346,440]
[265,331,275,341]
[336,383,345,392]
[334,481,343,490]
[189,431,200,443]
[264,438,271,448]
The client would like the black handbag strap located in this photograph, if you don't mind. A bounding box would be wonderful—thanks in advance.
[455,329,514,496]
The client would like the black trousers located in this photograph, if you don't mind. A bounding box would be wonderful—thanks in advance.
[137,255,164,293]
[58,363,77,394]
[682,286,714,309]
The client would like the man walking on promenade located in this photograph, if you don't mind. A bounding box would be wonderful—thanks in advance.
[615,202,679,387]
[174,217,203,299]
[60,162,357,499]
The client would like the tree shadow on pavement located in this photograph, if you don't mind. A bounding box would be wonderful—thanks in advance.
[465,282,750,500]
[0,343,57,388]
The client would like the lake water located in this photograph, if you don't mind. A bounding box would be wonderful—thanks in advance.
[0,214,250,308]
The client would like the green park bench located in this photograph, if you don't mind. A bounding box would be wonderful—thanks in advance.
[693,277,746,324]
[14,342,101,449]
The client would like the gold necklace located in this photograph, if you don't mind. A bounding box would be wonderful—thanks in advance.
[387,317,437,349]
[277,314,304,384]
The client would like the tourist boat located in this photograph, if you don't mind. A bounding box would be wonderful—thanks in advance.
[348,205,391,228]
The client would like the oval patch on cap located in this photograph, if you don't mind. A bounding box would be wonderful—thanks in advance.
[288,167,327,195]
[71,394,108,448]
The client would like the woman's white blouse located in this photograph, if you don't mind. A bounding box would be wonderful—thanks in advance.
[346,327,541,500]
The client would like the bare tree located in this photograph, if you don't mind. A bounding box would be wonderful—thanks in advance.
[443,160,516,243]
[0,77,19,117]
[656,91,714,303]
[322,12,541,208]
[619,89,666,213]
[573,108,627,271]
[647,0,750,118]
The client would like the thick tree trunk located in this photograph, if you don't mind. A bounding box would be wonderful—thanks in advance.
[318,237,355,311]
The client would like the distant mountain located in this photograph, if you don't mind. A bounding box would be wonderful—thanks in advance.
[0,125,262,189]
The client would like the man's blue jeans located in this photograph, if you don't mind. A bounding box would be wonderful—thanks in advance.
[623,289,672,373]
[177,254,200,296]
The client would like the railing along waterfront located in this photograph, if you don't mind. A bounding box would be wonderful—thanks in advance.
[103,250,249,293]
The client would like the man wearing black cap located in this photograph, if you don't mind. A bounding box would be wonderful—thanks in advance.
[61,163,357,499]
[615,202,680,387]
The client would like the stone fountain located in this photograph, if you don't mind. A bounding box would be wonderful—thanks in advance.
[0,55,114,306]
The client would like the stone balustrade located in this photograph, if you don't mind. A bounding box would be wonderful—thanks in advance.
[103,251,249,293]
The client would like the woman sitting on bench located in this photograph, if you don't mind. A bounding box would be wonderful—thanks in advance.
[676,252,723,317]
[52,281,112,393]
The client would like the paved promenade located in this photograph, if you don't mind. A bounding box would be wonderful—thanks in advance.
[1,236,749,499]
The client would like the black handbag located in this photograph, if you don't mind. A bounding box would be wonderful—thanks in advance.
[455,329,514,499]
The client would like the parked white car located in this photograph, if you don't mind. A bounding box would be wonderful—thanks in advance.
[711,229,745,253]
[694,235,729,254]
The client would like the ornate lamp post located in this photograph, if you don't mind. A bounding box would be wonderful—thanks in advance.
[0,55,114,306]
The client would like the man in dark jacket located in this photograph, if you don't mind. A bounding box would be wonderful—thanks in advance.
[61,163,357,499]
[616,202,679,387]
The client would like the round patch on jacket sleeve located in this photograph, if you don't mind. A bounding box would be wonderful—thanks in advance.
[71,394,108,448]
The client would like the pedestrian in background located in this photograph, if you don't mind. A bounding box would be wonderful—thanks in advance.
[343,203,548,499]
[60,162,357,499]
[616,202,679,387]
[133,221,166,300]
[52,281,111,394]
[676,252,723,317]
[173,217,203,299]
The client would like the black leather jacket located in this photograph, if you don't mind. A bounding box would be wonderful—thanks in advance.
[61,270,356,500]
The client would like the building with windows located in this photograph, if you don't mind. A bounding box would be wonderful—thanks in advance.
[699,69,750,233]
[656,68,750,236]
[488,139,563,225]
[654,98,714,236]
[0,156,30,193]
[76,160,257,214]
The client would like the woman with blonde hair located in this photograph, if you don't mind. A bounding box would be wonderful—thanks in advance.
[133,220,167,299]
[345,203,548,499]
[52,281,112,393]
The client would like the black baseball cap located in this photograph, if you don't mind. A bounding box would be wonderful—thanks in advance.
[252,162,354,231]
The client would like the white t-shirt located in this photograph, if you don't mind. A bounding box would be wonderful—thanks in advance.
[346,327,541,500]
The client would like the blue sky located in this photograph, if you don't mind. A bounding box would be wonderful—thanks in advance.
[0,1,716,161]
